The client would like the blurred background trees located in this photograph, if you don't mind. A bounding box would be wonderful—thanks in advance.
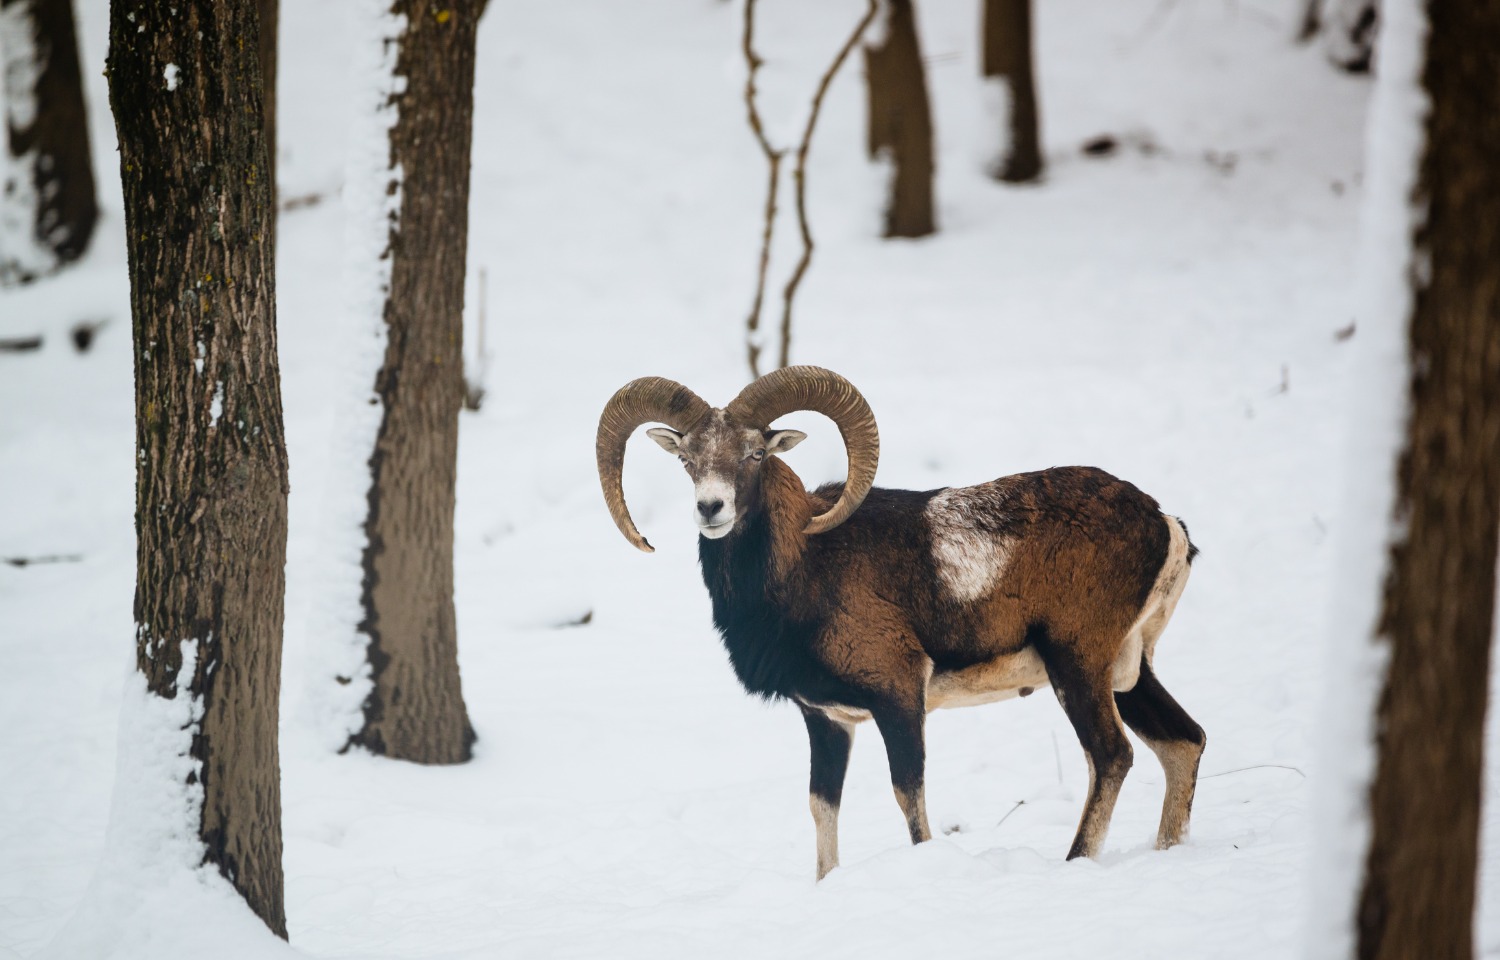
[346,0,482,766]
[749,0,1052,372]
[982,0,1043,183]
[1300,0,1379,73]
[864,0,935,238]
[1,0,97,284]
[1343,2,1500,957]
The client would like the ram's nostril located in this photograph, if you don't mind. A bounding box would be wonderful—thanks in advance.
[698,499,724,519]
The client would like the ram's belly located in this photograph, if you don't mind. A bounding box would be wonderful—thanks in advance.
[796,648,1050,725]
[926,648,1050,711]
[807,703,873,725]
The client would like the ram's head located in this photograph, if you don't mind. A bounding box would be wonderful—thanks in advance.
[596,366,880,550]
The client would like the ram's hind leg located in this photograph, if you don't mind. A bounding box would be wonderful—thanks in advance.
[800,705,855,880]
[1115,656,1206,849]
[1035,628,1134,860]
[871,698,932,846]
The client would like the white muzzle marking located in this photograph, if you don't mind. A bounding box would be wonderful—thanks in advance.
[694,476,736,538]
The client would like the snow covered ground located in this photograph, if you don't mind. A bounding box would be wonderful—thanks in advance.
[4,0,1499,957]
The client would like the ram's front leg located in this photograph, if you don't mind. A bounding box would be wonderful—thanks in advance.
[800,704,854,880]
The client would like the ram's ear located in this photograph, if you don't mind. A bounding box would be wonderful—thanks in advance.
[646,427,684,454]
[765,429,806,455]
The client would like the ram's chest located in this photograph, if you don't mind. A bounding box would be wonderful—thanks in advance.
[707,587,833,702]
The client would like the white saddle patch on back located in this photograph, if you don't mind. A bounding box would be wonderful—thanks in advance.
[926,485,1016,603]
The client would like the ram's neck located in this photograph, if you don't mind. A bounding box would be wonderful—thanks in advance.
[695,459,823,702]
[759,456,814,583]
[696,457,813,597]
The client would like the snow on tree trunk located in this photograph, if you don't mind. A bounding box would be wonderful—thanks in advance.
[0,0,98,284]
[1306,1,1500,957]
[864,0,935,239]
[981,0,1042,184]
[331,0,478,765]
[104,0,289,939]
[309,0,400,751]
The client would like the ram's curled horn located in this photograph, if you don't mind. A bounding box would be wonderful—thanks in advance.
[726,366,879,535]
[597,377,712,552]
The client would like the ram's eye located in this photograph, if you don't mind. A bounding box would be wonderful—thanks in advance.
[750,450,765,462]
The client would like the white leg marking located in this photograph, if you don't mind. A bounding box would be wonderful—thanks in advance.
[811,794,840,880]
[894,784,931,844]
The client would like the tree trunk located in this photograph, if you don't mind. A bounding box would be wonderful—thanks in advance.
[981,0,1042,184]
[864,0,934,238]
[107,0,288,938]
[347,0,479,765]
[1352,2,1500,958]
[1,0,98,284]
[257,0,276,206]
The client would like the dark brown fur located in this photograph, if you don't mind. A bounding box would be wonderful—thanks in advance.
[761,460,1166,682]
[694,451,1204,877]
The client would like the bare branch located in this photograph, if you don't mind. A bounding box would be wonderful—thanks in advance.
[1295,0,1322,42]
[747,161,780,378]
[777,0,879,370]
[742,0,784,377]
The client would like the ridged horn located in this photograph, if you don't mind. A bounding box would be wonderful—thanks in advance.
[726,366,879,535]
[597,377,712,552]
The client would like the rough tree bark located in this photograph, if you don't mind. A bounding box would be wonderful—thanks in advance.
[1,0,98,284]
[981,0,1042,184]
[864,0,934,238]
[107,0,288,938]
[347,0,479,765]
[1352,2,1500,958]
[257,0,276,203]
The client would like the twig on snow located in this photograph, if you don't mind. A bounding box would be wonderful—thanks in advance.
[3,554,83,567]
[1197,763,1306,781]
[995,799,1027,831]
